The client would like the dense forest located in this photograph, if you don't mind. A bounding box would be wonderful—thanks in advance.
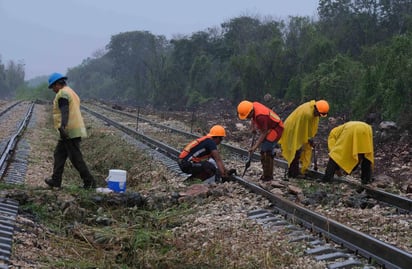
[3,0,412,131]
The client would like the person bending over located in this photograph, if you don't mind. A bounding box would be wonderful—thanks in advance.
[323,121,374,184]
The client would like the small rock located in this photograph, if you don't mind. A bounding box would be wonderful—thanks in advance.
[288,185,302,195]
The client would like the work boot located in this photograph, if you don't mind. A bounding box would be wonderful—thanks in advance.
[360,159,372,184]
[83,178,96,189]
[203,175,216,184]
[288,159,300,178]
[288,150,301,179]
[44,178,61,188]
[323,159,338,182]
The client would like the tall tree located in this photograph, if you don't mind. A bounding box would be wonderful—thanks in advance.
[106,31,167,105]
[0,59,25,98]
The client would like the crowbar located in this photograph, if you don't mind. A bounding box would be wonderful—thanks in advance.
[312,144,318,171]
[242,133,257,177]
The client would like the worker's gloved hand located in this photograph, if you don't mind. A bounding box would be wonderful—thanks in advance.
[221,170,230,182]
[58,127,69,140]
[228,169,237,176]
[222,169,237,182]
[308,139,315,148]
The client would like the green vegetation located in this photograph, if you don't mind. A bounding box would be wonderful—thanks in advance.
[14,121,193,267]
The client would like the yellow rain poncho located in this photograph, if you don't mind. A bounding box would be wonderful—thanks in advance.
[279,100,319,173]
[328,121,374,174]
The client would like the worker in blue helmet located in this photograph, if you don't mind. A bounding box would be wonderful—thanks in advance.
[48,73,67,89]
[45,72,96,189]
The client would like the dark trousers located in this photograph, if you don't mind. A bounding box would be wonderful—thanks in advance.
[178,159,216,180]
[52,137,94,185]
[359,156,372,184]
[323,155,372,184]
[288,149,302,178]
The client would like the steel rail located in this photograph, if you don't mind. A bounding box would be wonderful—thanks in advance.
[306,169,412,212]
[233,175,412,269]
[82,106,181,160]
[0,101,22,118]
[0,101,31,267]
[0,102,34,178]
[82,103,248,156]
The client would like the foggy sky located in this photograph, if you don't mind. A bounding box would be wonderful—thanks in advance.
[0,0,319,80]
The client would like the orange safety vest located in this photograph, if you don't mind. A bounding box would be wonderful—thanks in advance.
[253,102,284,142]
[179,135,213,162]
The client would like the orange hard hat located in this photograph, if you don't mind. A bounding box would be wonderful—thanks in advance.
[208,125,226,137]
[315,100,329,115]
[237,100,253,120]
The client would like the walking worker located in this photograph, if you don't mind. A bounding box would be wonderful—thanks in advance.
[44,73,96,189]
[279,100,329,178]
[237,100,284,181]
[323,121,374,184]
[178,125,228,183]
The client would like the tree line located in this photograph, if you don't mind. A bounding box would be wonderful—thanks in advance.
[11,0,412,131]
[0,58,25,99]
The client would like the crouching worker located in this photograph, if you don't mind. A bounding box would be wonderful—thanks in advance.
[323,121,374,184]
[178,125,229,183]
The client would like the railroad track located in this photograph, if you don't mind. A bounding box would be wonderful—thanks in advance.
[84,103,412,212]
[82,103,412,269]
[0,101,410,268]
[0,101,34,267]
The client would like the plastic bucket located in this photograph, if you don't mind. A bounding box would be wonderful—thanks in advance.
[106,169,127,193]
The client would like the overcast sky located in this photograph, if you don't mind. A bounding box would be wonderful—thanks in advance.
[0,0,319,80]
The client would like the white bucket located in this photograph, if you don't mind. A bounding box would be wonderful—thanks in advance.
[106,169,127,193]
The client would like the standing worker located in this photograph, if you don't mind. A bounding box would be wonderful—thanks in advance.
[237,100,284,181]
[279,100,329,179]
[44,73,96,189]
[178,125,229,183]
[323,121,374,184]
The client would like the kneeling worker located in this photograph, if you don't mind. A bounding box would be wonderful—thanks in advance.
[178,125,228,183]
[323,121,374,184]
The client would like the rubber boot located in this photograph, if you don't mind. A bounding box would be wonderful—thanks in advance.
[288,151,300,178]
[323,158,338,182]
[265,154,274,181]
[261,152,273,181]
[260,152,265,178]
[360,158,372,184]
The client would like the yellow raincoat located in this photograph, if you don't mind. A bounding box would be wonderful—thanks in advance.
[328,121,374,174]
[279,100,319,173]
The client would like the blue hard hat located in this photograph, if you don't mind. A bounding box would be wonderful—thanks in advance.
[48,73,67,88]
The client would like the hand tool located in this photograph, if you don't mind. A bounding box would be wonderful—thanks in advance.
[242,133,257,177]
